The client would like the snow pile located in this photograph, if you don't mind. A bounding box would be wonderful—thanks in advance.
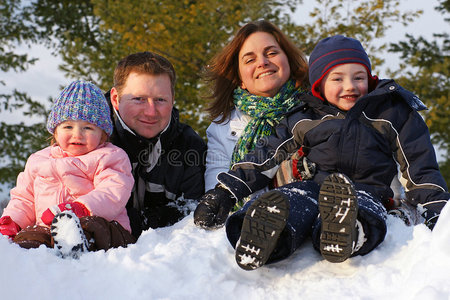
[1,203,449,299]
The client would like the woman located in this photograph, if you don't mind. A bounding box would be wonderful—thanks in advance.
[203,20,309,192]
[195,35,446,272]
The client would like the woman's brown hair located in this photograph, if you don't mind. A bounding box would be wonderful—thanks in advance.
[204,20,308,123]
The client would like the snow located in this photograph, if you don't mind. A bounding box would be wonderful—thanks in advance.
[1,203,449,299]
[51,211,89,259]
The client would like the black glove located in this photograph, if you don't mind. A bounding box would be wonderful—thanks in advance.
[194,185,236,229]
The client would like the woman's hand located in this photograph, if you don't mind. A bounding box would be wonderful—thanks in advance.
[194,186,236,229]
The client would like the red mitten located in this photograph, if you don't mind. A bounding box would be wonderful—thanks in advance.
[292,147,316,181]
[41,202,90,225]
[0,216,21,239]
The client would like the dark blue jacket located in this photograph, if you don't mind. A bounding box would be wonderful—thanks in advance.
[105,92,206,237]
[218,80,449,221]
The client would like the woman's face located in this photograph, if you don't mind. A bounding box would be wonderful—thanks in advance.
[238,31,290,97]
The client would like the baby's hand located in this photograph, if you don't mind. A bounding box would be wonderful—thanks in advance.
[0,216,21,239]
[41,202,90,225]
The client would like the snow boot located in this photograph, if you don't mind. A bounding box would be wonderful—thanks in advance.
[319,173,358,263]
[51,211,89,259]
[388,200,423,226]
[235,190,290,270]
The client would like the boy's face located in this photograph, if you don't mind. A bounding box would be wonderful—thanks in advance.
[55,120,104,156]
[320,63,369,111]
[110,72,174,139]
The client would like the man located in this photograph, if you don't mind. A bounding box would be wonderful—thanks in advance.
[107,51,206,238]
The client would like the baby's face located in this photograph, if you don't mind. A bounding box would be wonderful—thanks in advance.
[54,120,104,156]
[320,63,369,111]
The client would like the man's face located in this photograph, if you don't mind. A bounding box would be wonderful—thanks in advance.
[111,72,174,139]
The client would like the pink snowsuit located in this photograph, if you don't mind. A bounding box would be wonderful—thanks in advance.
[2,143,134,232]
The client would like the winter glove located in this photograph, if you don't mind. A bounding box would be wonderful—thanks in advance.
[388,207,413,226]
[41,202,90,226]
[0,216,21,239]
[194,185,236,229]
[387,199,421,226]
[80,216,136,251]
[274,147,316,187]
[293,156,316,181]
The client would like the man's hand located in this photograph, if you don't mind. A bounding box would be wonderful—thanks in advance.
[194,185,236,229]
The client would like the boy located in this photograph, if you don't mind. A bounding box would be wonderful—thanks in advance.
[194,35,449,270]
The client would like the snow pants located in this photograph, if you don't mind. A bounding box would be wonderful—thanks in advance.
[225,180,387,264]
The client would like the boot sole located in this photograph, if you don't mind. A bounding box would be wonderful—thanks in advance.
[235,190,290,270]
[319,173,358,263]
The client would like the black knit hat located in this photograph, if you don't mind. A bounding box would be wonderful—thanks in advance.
[308,35,377,99]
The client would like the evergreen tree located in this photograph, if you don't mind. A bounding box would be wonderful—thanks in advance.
[2,0,442,191]
[27,0,420,132]
[0,0,50,196]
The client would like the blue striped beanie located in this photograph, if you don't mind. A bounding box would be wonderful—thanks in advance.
[47,80,113,136]
[308,35,377,99]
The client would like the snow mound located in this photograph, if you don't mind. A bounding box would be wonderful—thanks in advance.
[1,203,450,299]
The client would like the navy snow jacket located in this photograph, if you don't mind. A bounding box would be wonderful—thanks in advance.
[105,92,206,237]
[218,80,449,221]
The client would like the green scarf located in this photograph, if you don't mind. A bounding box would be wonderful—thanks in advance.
[231,79,304,166]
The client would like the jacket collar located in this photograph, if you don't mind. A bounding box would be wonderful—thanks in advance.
[301,92,343,115]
